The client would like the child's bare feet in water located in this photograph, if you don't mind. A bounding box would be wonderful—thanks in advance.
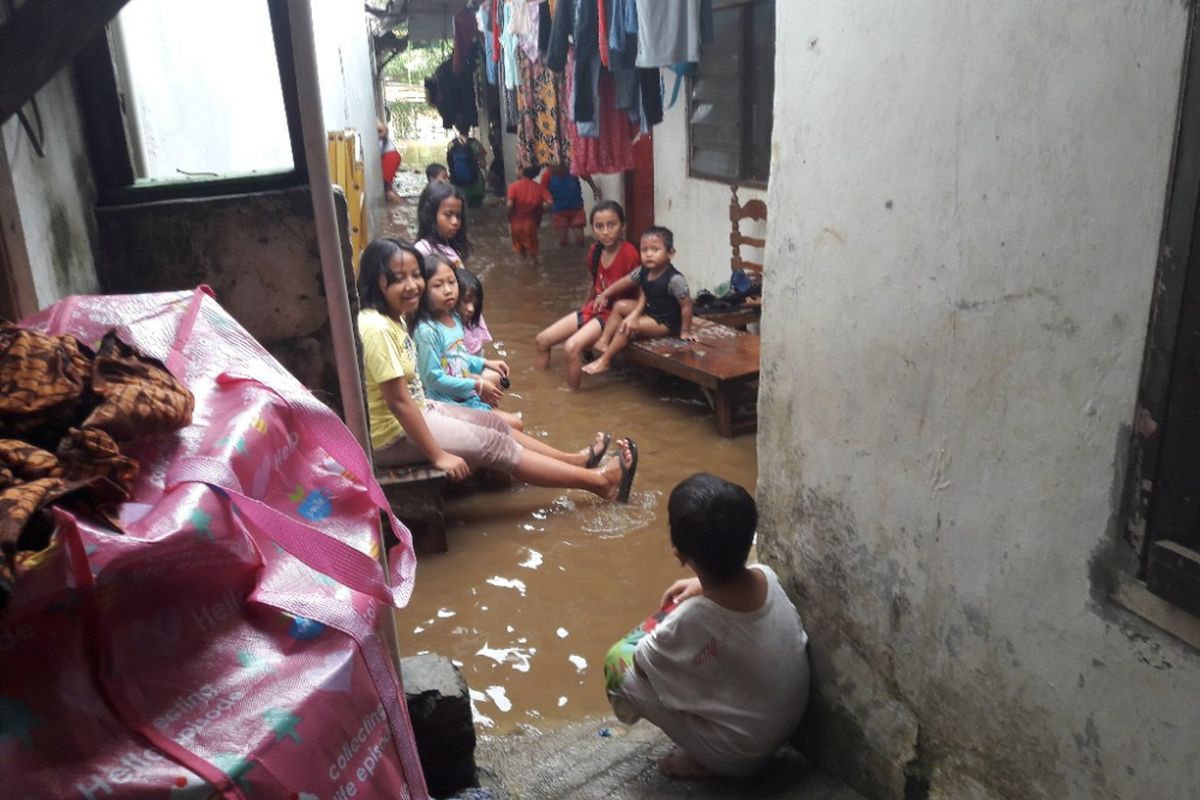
[581,358,610,376]
[658,748,717,779]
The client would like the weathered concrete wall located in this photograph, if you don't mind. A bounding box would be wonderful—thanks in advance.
[0,65,99,312]
[758,3,1200,799]
[95,186,355,410]
[653,95,766,293]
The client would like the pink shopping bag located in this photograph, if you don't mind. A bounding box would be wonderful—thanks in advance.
[1,288,428,799]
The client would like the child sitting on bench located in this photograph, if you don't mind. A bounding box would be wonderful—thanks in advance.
[582,225,697,377]
[603,473,810,778]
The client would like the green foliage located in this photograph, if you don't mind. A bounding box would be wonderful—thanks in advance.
[382,40,452,83]
[387,100,438,140]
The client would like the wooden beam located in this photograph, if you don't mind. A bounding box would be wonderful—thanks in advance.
[0,0,134,124]
[73,33,134,194]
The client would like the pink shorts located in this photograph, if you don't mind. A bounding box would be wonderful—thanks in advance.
[374,401,522,472]
[552,208,586,229]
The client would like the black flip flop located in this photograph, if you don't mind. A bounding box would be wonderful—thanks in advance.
[585,432,612,469]
[616,438,638,503]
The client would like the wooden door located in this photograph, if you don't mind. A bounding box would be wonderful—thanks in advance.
[624,132,654,243]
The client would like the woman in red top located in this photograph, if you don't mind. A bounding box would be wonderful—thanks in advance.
[535,200,640,390]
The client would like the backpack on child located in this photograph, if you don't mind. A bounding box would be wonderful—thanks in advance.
[447,139,479,187]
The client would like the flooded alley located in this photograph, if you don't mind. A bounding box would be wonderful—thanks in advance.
[383,188,757,731]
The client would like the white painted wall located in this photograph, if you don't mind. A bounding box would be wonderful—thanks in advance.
[757,3,1200,799]
[1,68,99,311]
[311,0,386,237]
[653,90,766,293]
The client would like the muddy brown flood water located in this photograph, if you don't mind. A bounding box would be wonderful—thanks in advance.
[382,194,756,731]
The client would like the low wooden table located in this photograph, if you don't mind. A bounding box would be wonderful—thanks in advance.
[621,318,760,437]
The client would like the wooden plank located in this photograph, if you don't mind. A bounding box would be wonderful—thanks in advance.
[620,318,759,437]
[623,319,760,386]
[0,0,134,124]
[73,33,135,194]
[377,464,448,486]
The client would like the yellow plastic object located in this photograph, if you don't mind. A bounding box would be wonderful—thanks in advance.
[327,129,368,271]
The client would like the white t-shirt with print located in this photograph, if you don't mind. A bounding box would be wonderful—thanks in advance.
[635,564,810,761]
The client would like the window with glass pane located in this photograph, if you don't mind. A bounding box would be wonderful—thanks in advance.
[688,0,775,185]
[112,0,294,182]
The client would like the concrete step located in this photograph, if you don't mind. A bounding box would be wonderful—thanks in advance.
[474,717,866,800]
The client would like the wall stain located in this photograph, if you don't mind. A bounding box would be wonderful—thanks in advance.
[954,286,1060,312]
[766,484,1067,799]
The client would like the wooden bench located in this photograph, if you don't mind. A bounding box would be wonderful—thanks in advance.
[377,464,449,555]
[621,318,759,437]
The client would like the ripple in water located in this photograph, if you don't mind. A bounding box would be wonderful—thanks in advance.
[576,489,658,537]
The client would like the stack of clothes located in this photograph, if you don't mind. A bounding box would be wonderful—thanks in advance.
[0,324,194,608]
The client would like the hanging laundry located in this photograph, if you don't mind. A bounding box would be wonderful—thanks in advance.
[563,49,634,175]
[598,0,611,68]
[492,0,503,66]
[500,2,520,90]
[546,0,601,124]
[429,55,480,133]
[538,0,553,56]
[638,68,663,127]
[504,79,519,134]
[634,0,714,69]
[452,5,479,73]
[477,3,498,85]
[511,0,542,61]
[515,50,573,168]
[609,0,638,57]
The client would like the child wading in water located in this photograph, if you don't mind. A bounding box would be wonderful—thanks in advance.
[583,225,697,377]
[412,253,522,431]
[355,236,638,500]
[541,162,600,247]
[506,166,552,265]
[534,201,640,389]
[604,474,810,778]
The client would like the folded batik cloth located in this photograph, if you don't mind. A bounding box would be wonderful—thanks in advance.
[0,325,193,607]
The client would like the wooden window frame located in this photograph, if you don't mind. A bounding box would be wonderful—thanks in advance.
[686,0,773,189]
[73,0,307,206]
[1131,5,1200,618]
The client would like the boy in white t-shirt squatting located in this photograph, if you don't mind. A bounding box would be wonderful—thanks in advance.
[603,473,811,779]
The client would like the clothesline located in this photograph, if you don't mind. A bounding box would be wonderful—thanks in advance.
[429,0,715,175]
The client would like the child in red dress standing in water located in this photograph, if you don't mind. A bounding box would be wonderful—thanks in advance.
[534,201,640,389]
[506,166,552,266]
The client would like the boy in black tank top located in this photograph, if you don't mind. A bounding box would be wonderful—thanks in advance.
[583,226,696,377]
